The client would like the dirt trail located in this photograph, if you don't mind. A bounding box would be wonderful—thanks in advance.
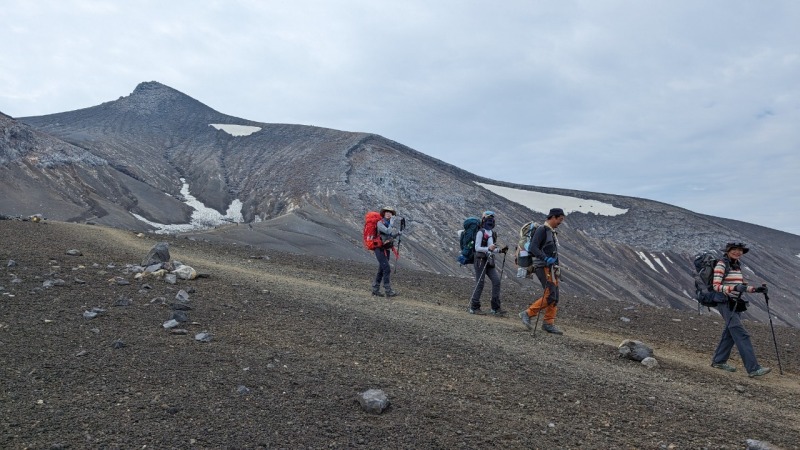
[1,220,799,449]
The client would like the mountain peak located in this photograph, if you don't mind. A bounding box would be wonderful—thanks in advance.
[113,81,214,116]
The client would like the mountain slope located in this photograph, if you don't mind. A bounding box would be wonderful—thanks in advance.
[9,81,800,327]
[1,219,798,448]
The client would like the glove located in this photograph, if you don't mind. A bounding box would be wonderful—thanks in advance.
[754,286,768,294]
[545,257,557,266]
[734,284,748,293]
[500,245,509,254]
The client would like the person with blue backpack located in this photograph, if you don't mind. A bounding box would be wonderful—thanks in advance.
[710,242,771,378]
[520,208,566,335]
[468,211,508,315]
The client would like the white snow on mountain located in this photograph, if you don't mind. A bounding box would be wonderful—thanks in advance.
[209,124,261,136]
[476,182,628,217]
[637,251,657,272]
[132,178,243,233]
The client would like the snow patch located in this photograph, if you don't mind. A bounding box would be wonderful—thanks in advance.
[651,253,669,273]
[132,178,243,233]
[209,124,261,136]
[636,251,657,272]
[476,183,628,216]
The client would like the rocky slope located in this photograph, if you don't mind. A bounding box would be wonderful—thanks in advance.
[1,219,799,448]
[5,81,800,328]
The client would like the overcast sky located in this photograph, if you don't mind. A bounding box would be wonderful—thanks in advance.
[2,1,799,235]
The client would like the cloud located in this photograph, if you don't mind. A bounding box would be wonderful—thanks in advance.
[2,0,799,235]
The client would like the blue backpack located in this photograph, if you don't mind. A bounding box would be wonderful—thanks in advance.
[457,217,481,265]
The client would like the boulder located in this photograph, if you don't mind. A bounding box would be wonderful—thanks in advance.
[618,339,654,361]
[141,242,170,267]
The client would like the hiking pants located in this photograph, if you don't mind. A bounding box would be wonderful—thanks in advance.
[712,302,760,373]
[525,266,559,324]
[470,256,501,311]
[373,248,392,290]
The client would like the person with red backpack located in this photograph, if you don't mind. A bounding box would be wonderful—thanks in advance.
[710,242,771,378]
[371,206,402,297]
[469,211,508,315]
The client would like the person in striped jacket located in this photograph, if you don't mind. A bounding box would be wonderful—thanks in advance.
[710,242,771,378]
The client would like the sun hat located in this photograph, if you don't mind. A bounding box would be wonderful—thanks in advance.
[724,242,749,254]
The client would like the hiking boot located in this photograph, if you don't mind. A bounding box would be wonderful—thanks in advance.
[371,287,384,297]
[519,311,532,330]
[490,308,507,316]
[468,308,485,315]
[748,367,772,378]
[542,323,563,335]
[711,363,736,372]
[384,288,398,297]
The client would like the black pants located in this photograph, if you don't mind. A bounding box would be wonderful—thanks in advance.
[470,256,501,310]
[373,248,392,289]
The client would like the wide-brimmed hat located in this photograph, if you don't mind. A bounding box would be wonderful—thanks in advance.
[547,208,565,218]
[724,242,749,254]
[379,206,396,215]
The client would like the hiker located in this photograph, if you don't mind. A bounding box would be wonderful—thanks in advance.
[469,211,508,315]
[520,208,566,334]
[709,242,771,378]
[372,206,401,297]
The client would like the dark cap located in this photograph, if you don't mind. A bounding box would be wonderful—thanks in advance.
[547,208,565,219]
[724,242,749,254]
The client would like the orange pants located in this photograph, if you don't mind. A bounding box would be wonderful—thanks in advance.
[525,266,559,324]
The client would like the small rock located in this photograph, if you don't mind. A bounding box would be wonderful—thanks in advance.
[194,331,212,343]
[74,278,87,284]
[83,311,98,320]
[620,317,631,322]
[170,302,192,311]
[163,319,180,329]
[170,328,188,335]
[735,385,747,393]
[65,249,82,256]
[236,385,251,395]
[746,439,777,450]
[75,349,88,357]
[112,339,126,349]
[641,357,659,369]
[356,389,390,414]
[113,296,132,307]
[42,279,66,288]
[165,274,177,285]
[7,260,16,268]
[175,290,190,303]
[170,311,189,323]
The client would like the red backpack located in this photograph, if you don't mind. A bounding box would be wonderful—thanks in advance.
[363,211,383,250]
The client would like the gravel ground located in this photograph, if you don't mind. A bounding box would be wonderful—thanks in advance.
[1,220,799,449]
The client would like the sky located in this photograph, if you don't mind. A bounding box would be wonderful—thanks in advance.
[2,1,799,235]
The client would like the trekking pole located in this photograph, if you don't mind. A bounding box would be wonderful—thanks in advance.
[499,250,507,279]
[393,218,406,275]
[763,284,783,375]
[467,255,490,311]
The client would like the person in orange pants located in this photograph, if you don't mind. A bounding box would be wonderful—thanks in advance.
[520,208,565,335]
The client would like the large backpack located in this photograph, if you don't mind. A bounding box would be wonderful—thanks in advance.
[693,251,729,308]
[457,217,481,265]
[515,221,539,268]
[363,211,383,250]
